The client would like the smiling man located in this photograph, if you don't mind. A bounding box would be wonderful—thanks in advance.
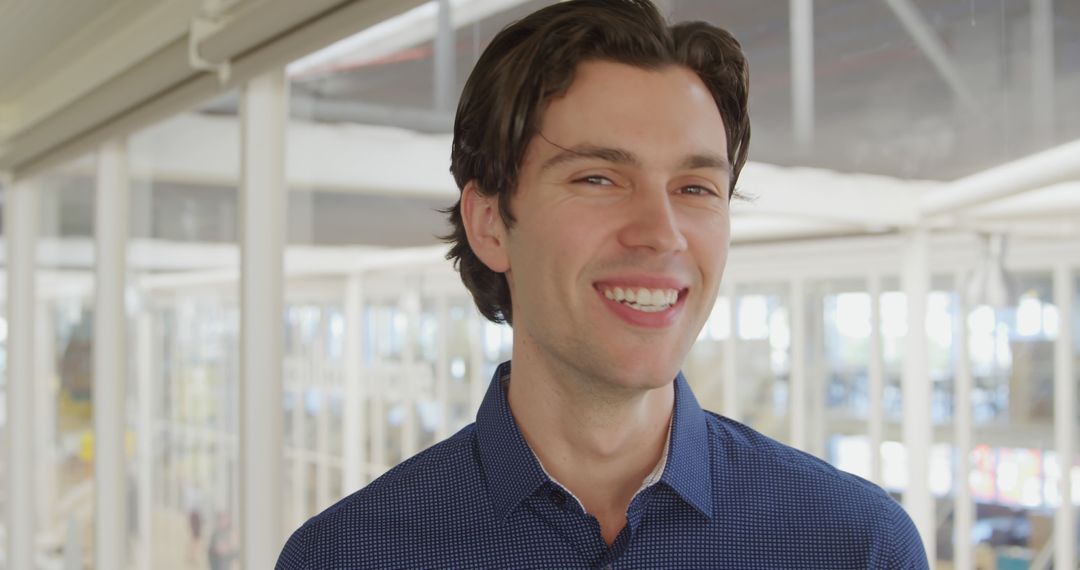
[277,1,929,568]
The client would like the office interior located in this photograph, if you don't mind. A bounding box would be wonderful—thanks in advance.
[0,0,1078,568]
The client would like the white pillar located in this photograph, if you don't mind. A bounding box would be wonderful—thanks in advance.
[952,271,974,570]
[468,318,485,413]
[789,279,807,450]
[868,274,885,486]
[239,69,287,569]
[35,301,57,548]
[135,313,155,570]
[790,0,814,149]
[1053,263,1076,570]
[5,177,39,570]
[901,229,934,562]
[95,138,129,570]
[435,294,450,441]
[722,284,739,420]
[400,292,419,460]
[1030,0,1055,145]
[290,386,305,526]
[343,276,367,491]
[315,378,331,511]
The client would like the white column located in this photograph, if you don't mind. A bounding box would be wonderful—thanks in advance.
[1053,263,1076,570]
[35,301,57,549]
[290,385,305,526]
[722,284,739,420]
[239,69,287,569]
[400,292,419,460]
[868,274,885,486]
[789,279,807,450]
[468,319,485,413]
[315,378,331,511]
[135,313,155,570]
[901,229,934,562]
[435,294,450,441]
[790,0,814,149]
[95,138,129,570]
[343,276,367,490]
[1030,0,1055,145]
[952,271,974,570]
[5,177,39,570]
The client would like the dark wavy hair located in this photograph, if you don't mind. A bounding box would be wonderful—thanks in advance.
[444,0,751,325]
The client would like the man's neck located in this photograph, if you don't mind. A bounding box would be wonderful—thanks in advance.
[504,353,674,542]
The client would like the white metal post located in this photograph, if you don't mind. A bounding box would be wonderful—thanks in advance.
[952,271,974,570]
[435,294,450,441]
[400,292,419,460]
[789,279,806,450]
[722,284,739,421]
[95,138,129,570]
[239,69,287,569]
[5,177,39,570]
[468,318,485,413]
[135,312,155,570]
[291,386,305,526]
[790,0,814,149]
[34,301,56,552]
[1030,0,1055,145]
[1053,263,1076,570]
[868,274,885,486]
[343,276,367,491]
[901,229,934,562]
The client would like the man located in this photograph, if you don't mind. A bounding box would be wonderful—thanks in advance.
[277,1,929,568]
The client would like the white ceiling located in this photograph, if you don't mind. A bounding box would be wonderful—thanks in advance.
[0,0,164,98]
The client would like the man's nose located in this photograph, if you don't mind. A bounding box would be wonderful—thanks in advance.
[616,187,688,254]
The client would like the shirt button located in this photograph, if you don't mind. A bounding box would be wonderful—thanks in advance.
[550,489,566,507]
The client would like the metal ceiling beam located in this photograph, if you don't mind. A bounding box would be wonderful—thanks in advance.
[921,137,1080,216]
[1031,0,1055,146]
[203,92,455,132]
[790,0,815,149]
[434,0,456,113]
[882,0,981,113]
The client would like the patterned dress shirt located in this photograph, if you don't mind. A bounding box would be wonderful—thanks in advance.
[277,361,929,569]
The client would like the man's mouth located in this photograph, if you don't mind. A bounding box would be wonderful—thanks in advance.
[597,285,682,313]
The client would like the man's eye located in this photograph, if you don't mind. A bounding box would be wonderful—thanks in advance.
[575,175,614,186]
[680,185,718,197]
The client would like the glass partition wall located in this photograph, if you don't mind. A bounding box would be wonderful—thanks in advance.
[4,1,1079,568]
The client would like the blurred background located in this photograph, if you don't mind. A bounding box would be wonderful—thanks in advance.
[0,0,1078,568]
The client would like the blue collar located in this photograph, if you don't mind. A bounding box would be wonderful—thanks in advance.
[475,361,714,522]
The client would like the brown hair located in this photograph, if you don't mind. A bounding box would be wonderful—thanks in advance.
[444,0,751,325]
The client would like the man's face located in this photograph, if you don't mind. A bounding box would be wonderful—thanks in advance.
[500,60,731,391]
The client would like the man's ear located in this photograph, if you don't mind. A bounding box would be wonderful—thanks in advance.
[460,181,511,273]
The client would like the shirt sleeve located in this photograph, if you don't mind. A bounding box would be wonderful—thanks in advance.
[886,500,931,570]
[276,522,310,570]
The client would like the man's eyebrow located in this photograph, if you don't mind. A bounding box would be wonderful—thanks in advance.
[680,153,731,174]
[537,137,730,175]
[539,143,640,172]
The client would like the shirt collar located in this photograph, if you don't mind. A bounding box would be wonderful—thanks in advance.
[475,361,714,522]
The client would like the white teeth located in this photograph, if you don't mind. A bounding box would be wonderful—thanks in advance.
[600,285,681,312]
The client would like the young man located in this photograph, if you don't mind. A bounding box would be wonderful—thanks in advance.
[277,1,929,568]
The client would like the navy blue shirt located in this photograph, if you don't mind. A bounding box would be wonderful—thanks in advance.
[277,361,929,569]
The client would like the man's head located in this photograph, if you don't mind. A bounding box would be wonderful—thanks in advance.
[445,0,750,386]
[447,0,749,325]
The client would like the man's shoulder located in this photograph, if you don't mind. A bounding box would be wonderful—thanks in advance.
[277,424,483,569]
[706,412,883,490]
[702,410,913,521]
[698,411,927,567]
